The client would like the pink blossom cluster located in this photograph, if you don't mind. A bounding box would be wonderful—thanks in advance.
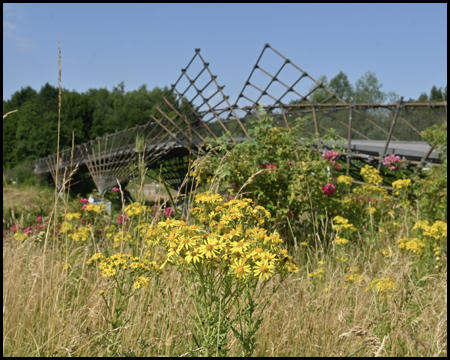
[384,154,403,170]
[22,223,48,235]
[78,198,89,204]
[164,207,175,217]
[322,151,342,170]
[321,183,336,196]
[117,214,129,225]
[24,226,34,235]
[112,187,120,192]
[260,163,277,170]
[322,151,340,163]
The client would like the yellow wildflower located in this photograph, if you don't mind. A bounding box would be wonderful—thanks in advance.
[360,165,383,185]
[337,175,354,186]
[59,221,73,233]
[14,233,28,241]
[366,277,396,298]
[253,260,275,281]
[64,212,82,221]
[392,179,411,190]
[335,236,349,245]
[230,259,252,279]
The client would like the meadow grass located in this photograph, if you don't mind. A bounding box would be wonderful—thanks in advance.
[2,183,447,357]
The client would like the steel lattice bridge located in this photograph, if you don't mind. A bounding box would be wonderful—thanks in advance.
[7,44,447,193]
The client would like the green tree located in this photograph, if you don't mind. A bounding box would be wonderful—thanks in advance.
[329,71,354,102]
[354,71,387,103]
[429,85,447,102]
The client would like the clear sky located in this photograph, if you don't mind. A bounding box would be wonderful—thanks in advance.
[3,3,447,103]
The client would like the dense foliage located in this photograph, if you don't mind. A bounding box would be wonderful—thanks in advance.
[191,110,447,247]
[2,83,186,170]
[3,74,447,171]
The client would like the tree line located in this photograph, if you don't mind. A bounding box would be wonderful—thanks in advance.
[3,73,447,171]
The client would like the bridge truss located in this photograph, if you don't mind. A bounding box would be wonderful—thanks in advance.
[6,44,447,193]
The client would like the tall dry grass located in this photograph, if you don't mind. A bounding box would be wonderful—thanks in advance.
[2,184,447,356]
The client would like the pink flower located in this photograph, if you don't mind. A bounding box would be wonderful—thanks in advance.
[321,183,336,196]
[334,164,341,170]
[35,216,42,223]
[164,207,175,217]
[11,224,20,232]
[112,187,120,192]
[24,227,33,235]
[384,154,402,170]
[78,198,89,204]
[261,163,277,170]
[82,204,87,210]
[322,151,340,164]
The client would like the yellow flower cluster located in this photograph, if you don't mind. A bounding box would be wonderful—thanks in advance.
[64,212,82,221]
[392,179,411,190]
[392,179,412,196]
[345,273,360,283]
[14,233,28,241]
[337,175,354,186]
[366,277,396,298]
[105,225,117,238]
[380,248,392,258]
[332,216,357,232]
[308,267,325,279]
[69,226,92,242]
[343,267,365,289]
[360,165,383,186]
[145,192,297,281]
[86,252,160,279]
[413,220,447,241]
[133,276,150,289]
[397,237,425,255]
[308,261,326,279]
[85,203,107,213]
[334,236,349,245]
[352,184,387,197]
[59,221,73,233]
[125,202,147,216]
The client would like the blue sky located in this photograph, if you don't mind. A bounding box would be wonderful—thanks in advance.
[3,3,447,104]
